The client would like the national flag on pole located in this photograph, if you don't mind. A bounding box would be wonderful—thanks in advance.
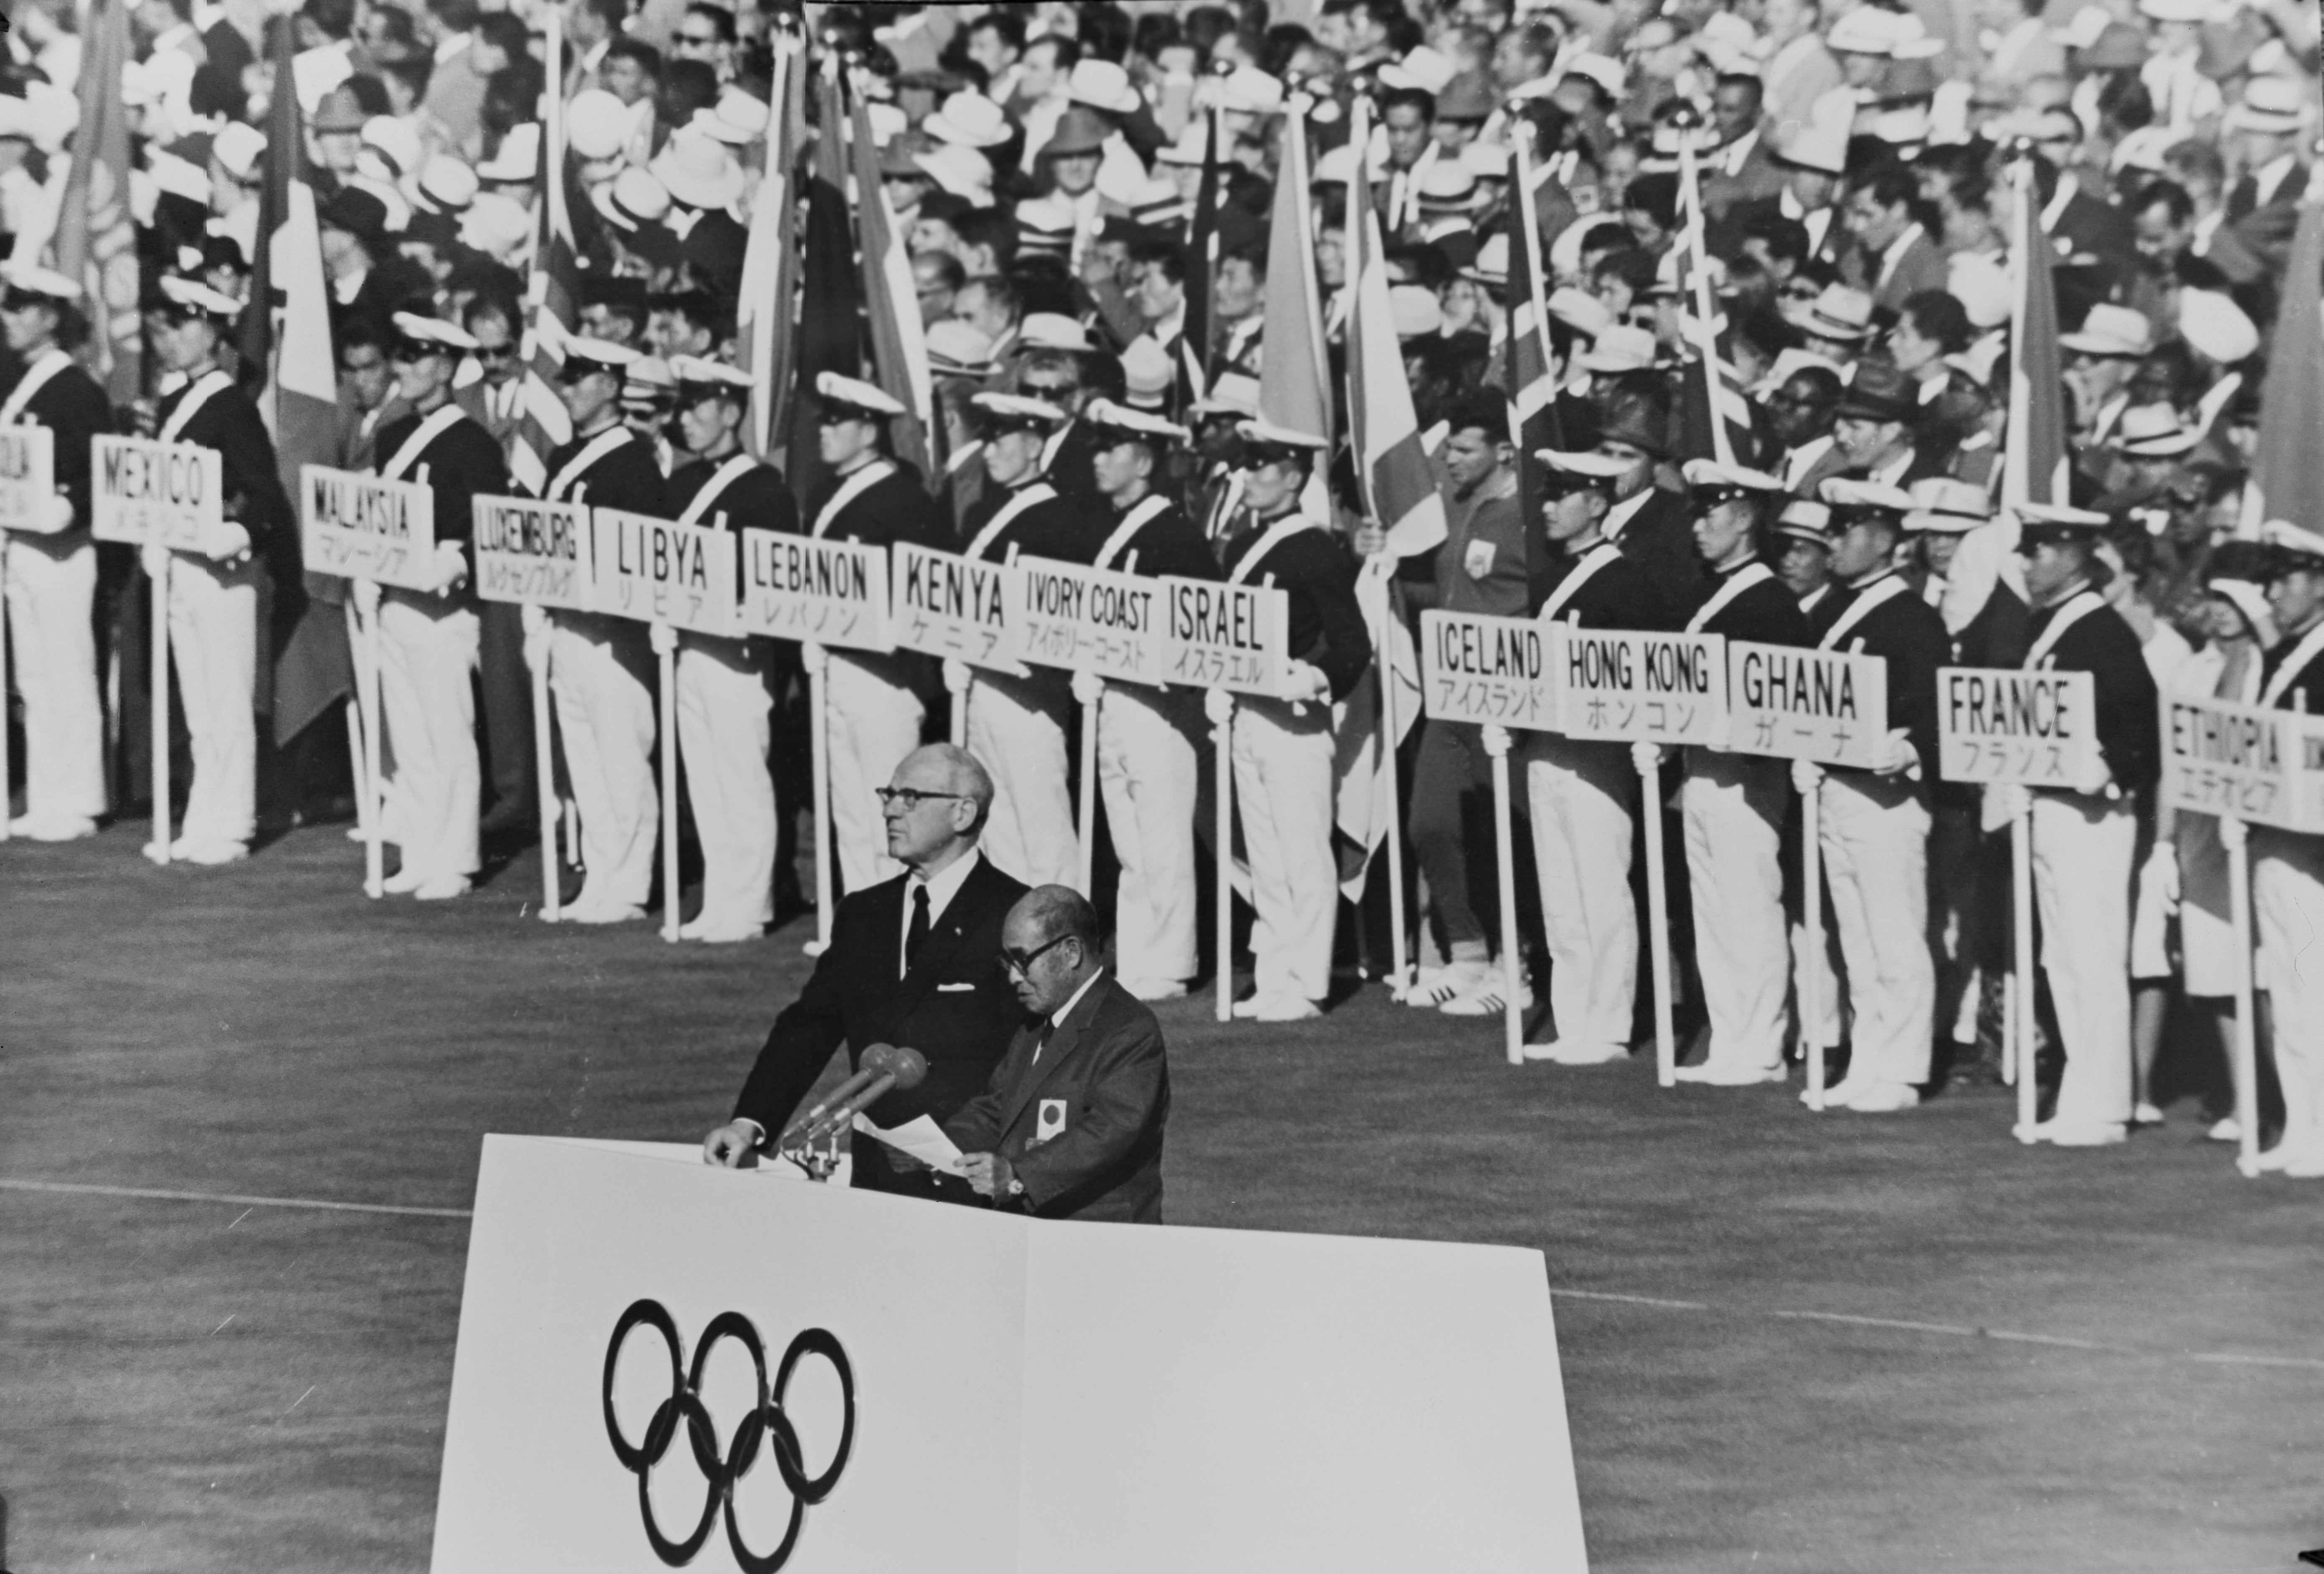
[2251,185,2324,535]
[1344,100,1446,561]
[737,34,807,461]
[512,10,581,495]
[787,59,866,507]
[1255,94,1333,447]
[848,79,937,490]
[52,0,139,403]
[1505,124,1565,612]
[1178,108,1223,415]
[1671,124,1753,467]
[2002,154,2069,509]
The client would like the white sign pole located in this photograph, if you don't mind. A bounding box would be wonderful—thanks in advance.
[530,633,559,923]
[950,671,969,748]
[1076,685,1099,896]
[1214,692,1234,1023]
[146,548,171,865]
[361,591,385,898]
[807,646,832,957]
[2012,794,2037,1139]
[1379,616,1411,1001]
[1802,774,1825,1111]
[1640,753,1676,1087]
[1483,723,1522,1065]
[658,629,680,943]
[2226,820,2260,1178]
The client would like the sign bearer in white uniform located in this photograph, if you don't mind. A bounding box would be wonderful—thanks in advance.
[2248,522,2324,1176]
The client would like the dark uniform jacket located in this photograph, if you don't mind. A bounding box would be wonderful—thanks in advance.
[1038,418,1106,506]
[804,458,947,695]
[943,971,1169,1224]
[1606,486,1707,629]
[1223,512,1373,701]
[157,371,300,654]
[1809,571,1949,793]
[667,453,797,538]
[1088,494,1220,581]
[959,480,1085,565]
[1,353,112,533]
[1689,561,1811,646]
[541,423,667,644]
[373,406,509,608]
[2024,590,2160,796]
[1535,539,1667,631]
[734,853,1030,1196]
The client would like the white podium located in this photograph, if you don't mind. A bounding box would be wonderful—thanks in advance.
[429,1136,1590,1572]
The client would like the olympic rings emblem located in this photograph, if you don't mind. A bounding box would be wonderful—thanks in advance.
[602,1299,855,1572]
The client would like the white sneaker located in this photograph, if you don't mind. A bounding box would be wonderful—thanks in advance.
[566,900,645,925]
[1404,960,1485,1007]
[1675,1063,1787,1086]
[382,867,428,895]
[2131,1102,2167,1126]
[1438,966,1531,1018]
[2025,1119,2127,1147]
[1532,1040,1629,1066]
[2205,1116,2242,1143]
[174,840,249,867]
[1804,1080,1862,1109]
[413,875,472,901]
[8,814,96,841]
[1841,1082,1921,1113]
[680,920,761,942]
[1245,994,1322,1022]
[1120,978,1189,1001]
[1230,994,1269,1019]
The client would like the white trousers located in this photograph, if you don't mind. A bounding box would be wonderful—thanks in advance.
[4,532,104,824]
[377,593,480,881]
[549,617,657,910]
[1819,774,1932,1087]
[1523,734,1637,1048]
[1231,697,1337,1003]
[677,638,775,932]
[824,653,923,895]
[2030,792,2136,1129]
[1683,748,1791,1074]
[2253,830,2324,1150]
[1098,684,1201,984]
[966,671,1077,887]
[167,553,258,850]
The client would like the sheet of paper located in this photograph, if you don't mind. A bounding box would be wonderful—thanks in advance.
[852,1113,968,1176]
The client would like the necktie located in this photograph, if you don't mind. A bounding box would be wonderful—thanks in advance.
[905,884,930,970]
[1031,1020,1054,1067]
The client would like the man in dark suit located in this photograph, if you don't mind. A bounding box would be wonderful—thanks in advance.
[703,743,1030,1199]
[948,885,1170,1223]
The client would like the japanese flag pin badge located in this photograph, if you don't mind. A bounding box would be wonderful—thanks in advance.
[1037,1099,1067,1140]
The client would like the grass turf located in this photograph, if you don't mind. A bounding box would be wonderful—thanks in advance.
[1,821,2319,1572]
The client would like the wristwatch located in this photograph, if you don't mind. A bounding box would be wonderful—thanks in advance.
[1006,1177,1025,1199]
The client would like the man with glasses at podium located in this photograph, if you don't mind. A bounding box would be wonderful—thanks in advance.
[703,743,1028,1199]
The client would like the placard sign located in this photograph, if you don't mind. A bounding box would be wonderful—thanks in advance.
[892,541,1025,674]
[1419,609,1557,730]
[1552,626,1728,745]
[0,424,56,532]
[1016,555,1166,684]
[588,507,737,636]
[91,433,222,549]
[471,494,592,611]
[300,464,438,590]
[1937,667,2099,787]
[737,530,894,653]
[1159,577,1289,697]
[2159,695,2324,833]
[1725,642,1890,768]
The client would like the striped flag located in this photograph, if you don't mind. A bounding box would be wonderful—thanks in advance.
[2001,153,2069,509]
[1254,94,1332,446]
[1505,123,1565,612]
[51,0,139,403]
[1672,125,1753,467]
[786,58,865,508]
[511,10,581,494]
[737,33,807,461]
[1343,98,1446,560]
[2251,185,2324,535]
[848,78,937,489]
[1178,108,1223,415]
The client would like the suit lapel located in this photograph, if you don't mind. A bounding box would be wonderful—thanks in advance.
[884,857,1002,1022]
[998,973,1110,1135]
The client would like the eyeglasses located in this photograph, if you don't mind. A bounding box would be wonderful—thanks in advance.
[388,343,439,364]
[997,933,1073,977]
[676,29,720,45]
[1020,382,1077,399]
[875,786,967,811]
[474,340,518,362]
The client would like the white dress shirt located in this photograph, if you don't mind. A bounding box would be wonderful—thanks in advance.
[900,848,982,978]
[1035,966,1107,1065]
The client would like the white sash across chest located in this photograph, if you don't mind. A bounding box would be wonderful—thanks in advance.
[1687,561,1773,634]
[965,482,1056,560]
[1226,511,1317,586]
[2261,621,2324,710]
[811,460,895,539]
[1818,573,1908,651]
[379,404,468,482]
[158,370,234,443]
[677,454,760,526]
[1538,542,1621,623]
[1093,494,1170,571]
[0,349,70,426]
[545,426,634,503]
[2024,589,2104,669]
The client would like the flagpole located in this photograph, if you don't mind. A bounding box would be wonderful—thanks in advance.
[2225,817,2260,1176]
[1641,750,1676,1087]
[361,591,384,898]
[1077,687,1099,897]
[806,643,832,957]
[2010,791,2038,1139]
[1802,771,1826,1110]
[144,545,171,864]
[1674,114,1734,468]
[657,626,680,942]
[1214,691,1235,1022]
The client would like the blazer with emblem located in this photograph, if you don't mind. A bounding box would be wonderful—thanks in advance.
[943,971,1169,1224]
[733,854,1030,1191]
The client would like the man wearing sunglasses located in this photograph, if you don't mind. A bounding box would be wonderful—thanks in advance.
[365,312,509,900]
[946,885,1171,1223]
[703,744,1029,1200]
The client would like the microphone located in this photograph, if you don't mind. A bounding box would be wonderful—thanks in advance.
[780,1044,930,1150]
